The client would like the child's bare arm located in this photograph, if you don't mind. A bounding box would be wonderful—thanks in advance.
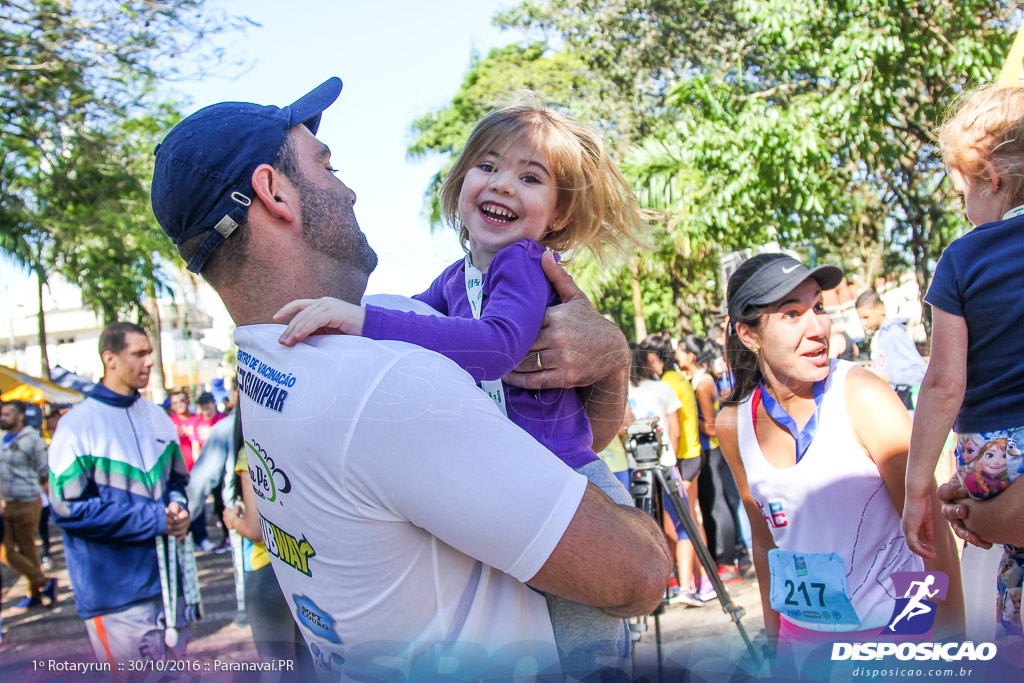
[274,297,366,345]
[903,308,967,558]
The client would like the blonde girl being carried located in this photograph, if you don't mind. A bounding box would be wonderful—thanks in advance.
[273,94,649,679]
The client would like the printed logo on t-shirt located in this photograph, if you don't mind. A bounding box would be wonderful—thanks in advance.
[246,439,292,504]
[258,512,316,576]
[758,499,788,528]
[309,641,345,674]
[236,350,296,414]
[237,366,290,413]
[293,594,341,644]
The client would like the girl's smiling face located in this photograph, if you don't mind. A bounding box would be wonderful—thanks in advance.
[458,134,561,272]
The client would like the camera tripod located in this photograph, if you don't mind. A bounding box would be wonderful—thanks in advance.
[625,420,762,674]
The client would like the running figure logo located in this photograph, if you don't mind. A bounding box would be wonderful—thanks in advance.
[882,571,949,635]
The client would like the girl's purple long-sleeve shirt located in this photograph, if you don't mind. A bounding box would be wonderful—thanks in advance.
[362,239,597,468]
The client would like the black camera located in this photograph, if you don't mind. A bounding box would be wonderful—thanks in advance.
[624,418,664,466]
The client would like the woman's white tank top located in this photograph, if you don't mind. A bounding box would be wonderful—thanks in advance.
[736,359,924,630]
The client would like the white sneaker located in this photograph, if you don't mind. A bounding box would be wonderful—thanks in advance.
[198,539,217,552]
[668,590,704,607]
[696,582,718,602]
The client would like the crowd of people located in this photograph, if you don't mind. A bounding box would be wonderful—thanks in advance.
[0,323,243,658]
[1,75,1022,682]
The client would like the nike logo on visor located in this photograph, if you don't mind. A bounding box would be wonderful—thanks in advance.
[782,264,800,273]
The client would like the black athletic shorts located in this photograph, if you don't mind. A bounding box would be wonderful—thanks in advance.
[676,456,702,482]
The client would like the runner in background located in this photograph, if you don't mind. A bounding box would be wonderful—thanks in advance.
[169,390,216,552]
[716,254,962,668]
[50,322,191,666]
[194,393,229,552]
[0,400,56,611]
[680,335,742,589]
[639,333,709,606]
[856,290,926,410]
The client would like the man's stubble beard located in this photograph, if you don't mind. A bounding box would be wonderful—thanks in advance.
[293,172,378,277]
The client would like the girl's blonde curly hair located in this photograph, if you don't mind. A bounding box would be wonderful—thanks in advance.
[937,84,1024,207]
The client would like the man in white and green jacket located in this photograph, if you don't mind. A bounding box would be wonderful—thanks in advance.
[49,322,191,665]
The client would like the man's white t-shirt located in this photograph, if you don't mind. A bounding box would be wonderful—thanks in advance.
[234,297,587,680]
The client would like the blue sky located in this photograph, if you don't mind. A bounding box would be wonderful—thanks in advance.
[2,0,518,298]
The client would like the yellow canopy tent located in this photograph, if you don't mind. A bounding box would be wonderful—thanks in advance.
[0,365,84,404]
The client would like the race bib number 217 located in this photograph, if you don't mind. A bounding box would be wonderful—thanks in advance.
[768,549,860,627]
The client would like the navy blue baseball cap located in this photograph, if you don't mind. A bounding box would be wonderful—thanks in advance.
[151,77,344,273]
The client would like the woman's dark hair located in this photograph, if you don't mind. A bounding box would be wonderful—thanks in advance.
[629,342,657,386]
[639,332,677,374]
[723,253,789,405]
[680,334,715,369]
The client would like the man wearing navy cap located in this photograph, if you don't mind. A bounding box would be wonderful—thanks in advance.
[152,78,670,679]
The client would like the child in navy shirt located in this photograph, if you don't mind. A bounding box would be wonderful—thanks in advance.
[904,83,1024,646]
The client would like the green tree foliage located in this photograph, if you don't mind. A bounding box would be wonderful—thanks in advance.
[410,0,1016,338]
[725,0,1014,321]
[40,111,182,322]
[1,0,250,327]
[495,0,750,143]
[2,0,247,131]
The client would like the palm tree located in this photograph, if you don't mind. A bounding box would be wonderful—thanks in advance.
[0,229,52,380]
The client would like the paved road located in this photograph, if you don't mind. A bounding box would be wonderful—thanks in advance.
[1,519,257,680]
[1,512,766,681]
[634,572,768,680]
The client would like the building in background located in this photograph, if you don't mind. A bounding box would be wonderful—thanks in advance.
[1,269,233,400]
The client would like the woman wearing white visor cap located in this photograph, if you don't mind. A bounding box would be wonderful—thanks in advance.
[715,253,963,668]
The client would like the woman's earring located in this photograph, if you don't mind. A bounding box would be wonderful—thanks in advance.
[751,346,759,355]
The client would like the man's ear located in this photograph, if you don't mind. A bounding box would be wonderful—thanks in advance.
[101,350,116,372]
[251,164,298,224]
